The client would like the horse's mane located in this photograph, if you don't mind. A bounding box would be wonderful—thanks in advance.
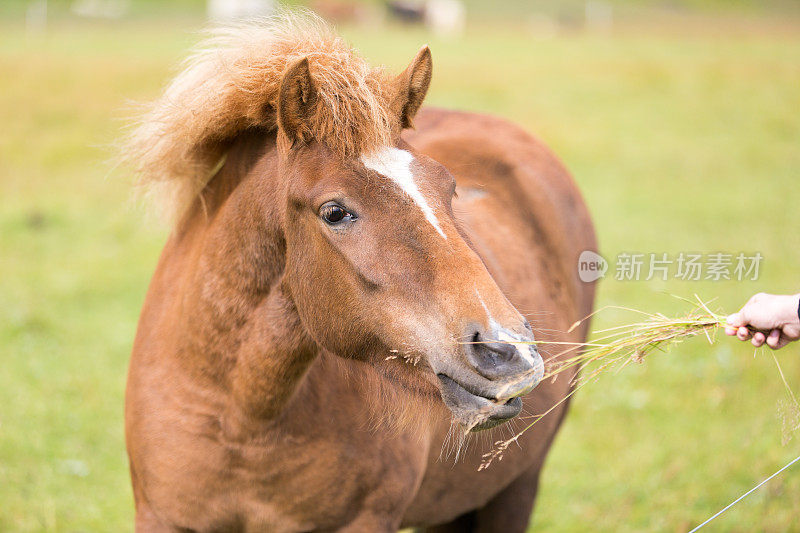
[125,10,395,221]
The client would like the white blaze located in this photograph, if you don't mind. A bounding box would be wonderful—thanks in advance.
[361,147,446,239]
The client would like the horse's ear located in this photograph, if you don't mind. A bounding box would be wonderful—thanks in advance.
[278,57,317,145]
[393,46,432,129]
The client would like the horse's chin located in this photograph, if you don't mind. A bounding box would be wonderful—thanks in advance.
[436,374,523,432]
[467,400,523,431]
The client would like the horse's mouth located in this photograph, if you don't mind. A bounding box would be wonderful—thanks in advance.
[436,374,524,431]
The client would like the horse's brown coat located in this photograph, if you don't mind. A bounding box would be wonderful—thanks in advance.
[125,17,596,533]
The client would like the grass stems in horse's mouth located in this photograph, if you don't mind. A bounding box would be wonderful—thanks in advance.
[473,294,800,471]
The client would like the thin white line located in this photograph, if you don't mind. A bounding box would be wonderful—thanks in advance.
[688,453,800,532]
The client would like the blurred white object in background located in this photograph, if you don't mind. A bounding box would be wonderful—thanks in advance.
[585,0,613,33]
[208,0,275,22]
[26,0,47,32]
[71,0,130,19]
[424,0,465,37]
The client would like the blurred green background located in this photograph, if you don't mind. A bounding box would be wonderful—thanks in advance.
[1,0,799,531]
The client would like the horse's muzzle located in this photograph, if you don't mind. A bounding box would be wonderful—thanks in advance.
[435,326,544,431]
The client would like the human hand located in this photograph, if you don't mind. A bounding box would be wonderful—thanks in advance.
[725,293,800,349]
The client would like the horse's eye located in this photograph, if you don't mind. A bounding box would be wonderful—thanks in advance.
[320,202,356,226]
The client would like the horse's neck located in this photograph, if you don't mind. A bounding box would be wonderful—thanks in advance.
[162,132,319,425]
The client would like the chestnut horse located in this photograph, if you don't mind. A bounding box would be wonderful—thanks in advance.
[125,14,596,532]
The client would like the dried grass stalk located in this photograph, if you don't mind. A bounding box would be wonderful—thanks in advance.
[479,295,799,471]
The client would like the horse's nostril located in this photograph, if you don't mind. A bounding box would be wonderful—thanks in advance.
[473,331,516,363]
[466,327,537,381]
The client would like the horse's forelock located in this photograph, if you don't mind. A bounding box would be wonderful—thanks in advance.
[124,10,397,224]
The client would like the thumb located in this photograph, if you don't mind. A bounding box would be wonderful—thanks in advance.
[726,312,744,327]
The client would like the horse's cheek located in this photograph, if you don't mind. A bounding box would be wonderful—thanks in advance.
[285,252,366,356]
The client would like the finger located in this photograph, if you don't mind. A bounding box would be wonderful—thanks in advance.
[725,325,737,336]
[752,331,766,347]
[737,326,751,341]
[775,336,791,349]
[726,313,743,327]
[766,329,782,349]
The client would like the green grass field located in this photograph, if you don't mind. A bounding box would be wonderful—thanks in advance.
[2,5,799,531]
